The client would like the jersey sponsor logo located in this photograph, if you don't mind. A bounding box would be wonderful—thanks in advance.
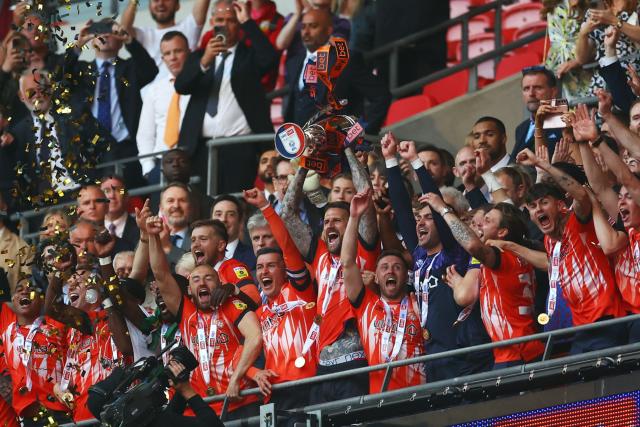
[470,257,481,266]
[233,300,247,311]
[233,267,249,279]
[305,302,316,310]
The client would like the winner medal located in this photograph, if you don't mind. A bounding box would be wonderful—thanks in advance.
[538,313,550,325]
[295,356,306,368]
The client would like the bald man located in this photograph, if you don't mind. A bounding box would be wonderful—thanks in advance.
[9,71,114,208]
[283,8,390,135]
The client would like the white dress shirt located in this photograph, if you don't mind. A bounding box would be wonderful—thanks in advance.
[490,154,511,173]
[105,212,129,238]
[201,44,251,140]
[137,73,191,175]
[225,238,239,260]
[33,114,77,192]
[298,50,318,91]
[135,13,203,68]
[92,58,130,142]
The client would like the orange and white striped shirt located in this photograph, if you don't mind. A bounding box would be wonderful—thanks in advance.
[544,212,624,325]
[613,227,640,313]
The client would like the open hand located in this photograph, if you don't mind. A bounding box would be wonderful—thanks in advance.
[350,188,372,218]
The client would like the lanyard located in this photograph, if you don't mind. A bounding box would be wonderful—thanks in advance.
[14,317,43,391]
[161,323,181,365]
[60,330,78,391]
[196,311,218,387]
[380,297,408,362]
[265,300,307,316]
[413,253,440,328]
[454,304,475,325]
[547,241,562,316]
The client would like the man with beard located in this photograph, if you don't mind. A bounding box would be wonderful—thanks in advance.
[280,147,379,404]
[517,148,626,354]
[190,219,261,307]
[382,133,493,380]
[212,195,255,269]
[342,190,426,392]
[471,116,512,172]
[146,215,263,419]
[0,280,72,426]
[159,182,193,266]
[423,194,544,369]
[256,149,279,200]
[243,188,316,409]
[45,268,132,421]
[121,0,212,68]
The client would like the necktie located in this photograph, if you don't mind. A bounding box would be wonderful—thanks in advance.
[525,120,535,144]
[164,79,180,148]
[206,52,231,117]
[170,234,181,247]
[97,62,112,132]
[108,223,116,237]
[38,118,50,165]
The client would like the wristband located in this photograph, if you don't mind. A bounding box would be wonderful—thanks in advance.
[481,171,504,193]
[590,135,604,148]
[102,298,113,309]
[99,256,112,266]
[411,158,423,170]
[384,157,399,168]
[259,203,271,211]
[139,237,149,244]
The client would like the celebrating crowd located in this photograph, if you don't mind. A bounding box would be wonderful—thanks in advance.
[3,0,640,425]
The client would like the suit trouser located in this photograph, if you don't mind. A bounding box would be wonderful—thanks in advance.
[191,138,263,196]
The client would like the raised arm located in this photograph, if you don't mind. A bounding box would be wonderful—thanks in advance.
[192,0,212,26]
[280,166,314,259]
[517,146,591,221]
[585,188,628,255]
[485,239,549,270]
[130,200,151,283]
[422,193,499,269]
[373,192,413,266]
[275,0,304,50]
[120,1,138,37]
[575,19,597,65]
[345,147,378,247]
[44,271,92,335]
[226,311,262,399]
[598,140,640,206]
[443,265,479,307]
[146,216,183,316]
[598,90,640,158]
[341,189,371,303]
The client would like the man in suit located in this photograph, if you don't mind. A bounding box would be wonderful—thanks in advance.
[211,194,256,269]
[175,0,278,194]
[101,175,140,250]
[10,70,114,209]
[0,193,32,293]
[512,67,562,160]
[71,18,159,189]
[159,182,193,267]
[283,8,391,135]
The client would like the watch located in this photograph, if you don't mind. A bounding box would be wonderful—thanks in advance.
[440,207,454,216]
[616,18,624,30]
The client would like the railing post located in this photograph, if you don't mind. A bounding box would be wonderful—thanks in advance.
[220,395,229,421]
[306,409,323,427]
[468,64,478,92]
[542,334,554,361]
[380,365,393,393]
[19,216,27,240]
[494,1,503,77]
[389,47,399,92]
[461,15,469,62]
[207,142,218,197]
[114,162,123,178]
[260,403,276,427]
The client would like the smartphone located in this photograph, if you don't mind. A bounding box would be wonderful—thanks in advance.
[542,98,569,129]
[88,21,114,35]
[213,25,228,44]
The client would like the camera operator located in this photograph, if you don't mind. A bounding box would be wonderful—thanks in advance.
[88,348,224,427]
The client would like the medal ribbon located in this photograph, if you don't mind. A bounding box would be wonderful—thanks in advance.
[15,316,43,391]
[380,297,408,362]
[60,329,77,391]
[196,311,218,387]
[547,241,562,317]
[265,300,307,315]
[413,253,440,329]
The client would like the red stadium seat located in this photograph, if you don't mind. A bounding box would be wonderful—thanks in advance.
[385,95,437,126]
[456,33,495,79]
[450,0,471,18]
[422,69,470,104]
[502,3,544,43]
[495,52,541,80]
[513,22,549,60]
[447,15,492,60]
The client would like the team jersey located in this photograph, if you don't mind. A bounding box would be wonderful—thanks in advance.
[480,249,544,363]
[0,395,18,427]
[312,238,379,351]
[352,289,426,393]
[216,258,261,306]
[178,295,258,414]
[0,305,68,417]
[544,212,624,325]
[65,309,126,421]
[613,227,640,313]
[455,258,493,352]
[256,282,318,384]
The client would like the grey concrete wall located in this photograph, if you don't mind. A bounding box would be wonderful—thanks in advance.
[383,74,527,156]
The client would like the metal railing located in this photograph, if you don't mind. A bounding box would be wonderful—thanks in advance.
[59,312,640,427]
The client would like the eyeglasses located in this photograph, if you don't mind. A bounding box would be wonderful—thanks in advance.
[522,65,548,75]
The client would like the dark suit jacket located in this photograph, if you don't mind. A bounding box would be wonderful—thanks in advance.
[600,59,636,115]
[231,240,257,270]
[120,215,141,251]
[512,119,562,161]
[283,50,391,134]
[67,39,158,143]
[175,20,278,156]
[10,108,115,209]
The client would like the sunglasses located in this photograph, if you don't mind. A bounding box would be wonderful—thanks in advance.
[522,65,548,74]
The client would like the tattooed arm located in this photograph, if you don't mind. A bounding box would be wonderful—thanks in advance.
[517,148,591,221]
[280,166,314,260]
[422,193,499,269]
[345,147,379,247]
